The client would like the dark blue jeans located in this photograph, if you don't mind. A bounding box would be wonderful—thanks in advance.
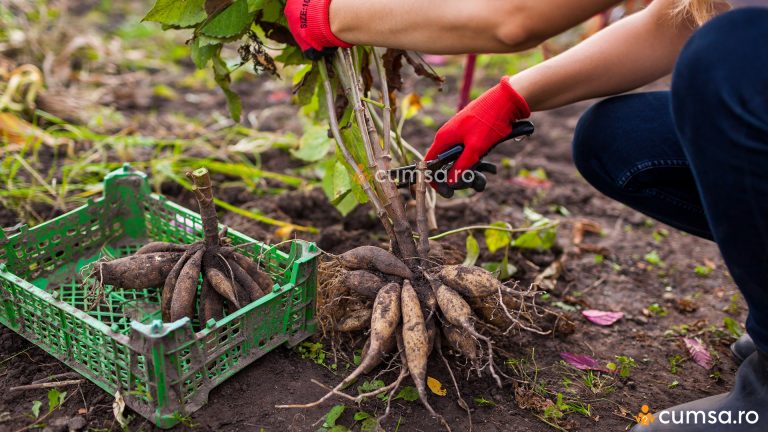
[572,8,768,353]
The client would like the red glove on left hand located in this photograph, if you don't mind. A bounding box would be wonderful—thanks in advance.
[424,77,531,186]
[285,0,352,53]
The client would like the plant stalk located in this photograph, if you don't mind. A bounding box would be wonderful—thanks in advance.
[415,161,430,259]
[317,60,398,246]
[337,49,418,261]
[188,168,220,248]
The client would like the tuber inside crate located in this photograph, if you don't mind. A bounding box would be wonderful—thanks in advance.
[0,165,318,428]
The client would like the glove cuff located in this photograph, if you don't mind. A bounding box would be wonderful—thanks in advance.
[305,0,353,49]
[499,76,531,119]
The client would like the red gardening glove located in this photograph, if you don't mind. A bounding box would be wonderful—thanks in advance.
[425,77,530,186]
[284,0,352,55]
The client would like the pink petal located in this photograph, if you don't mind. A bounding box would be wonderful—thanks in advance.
[683,338,713,370]
[582,309,624,326]
[560,352,609,372]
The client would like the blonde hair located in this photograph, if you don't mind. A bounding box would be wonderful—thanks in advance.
[674,0,719,25]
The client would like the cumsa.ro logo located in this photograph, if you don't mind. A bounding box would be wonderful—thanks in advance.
[635,405,656,426]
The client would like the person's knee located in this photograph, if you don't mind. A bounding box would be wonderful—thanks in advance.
[572,99,627,192]
[673,8,768,116]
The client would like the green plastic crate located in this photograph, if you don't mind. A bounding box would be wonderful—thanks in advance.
[0,165,319,428]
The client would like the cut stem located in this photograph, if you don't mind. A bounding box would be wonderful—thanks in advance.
[187,168,219,248]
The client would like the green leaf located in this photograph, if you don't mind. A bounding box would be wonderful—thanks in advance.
[481,261,517,279]
[197,34,226,46]
[354,411,372,422]
[357,380,385,395]
[294,65,319,108]
[463,234,480,267]
[246,0,265,12]
[320,159,358,215]
[190,38,219,69]
[484,222,512,253]
[360,418,379,432]
[31,400,42,418]
[261,0,283,21]
[47,389,66,413]
[513,231,546,250]
[143,0,206,28]
[200,0,256,38]
[292,125,333,162]
[275,46,307,67]
[323,405,346,428]
[392,386,419,402]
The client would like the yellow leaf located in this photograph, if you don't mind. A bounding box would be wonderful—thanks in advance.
[427,376,447,396]
[0,112,54,146]
[401,93,423,120]
[274,225,294,240]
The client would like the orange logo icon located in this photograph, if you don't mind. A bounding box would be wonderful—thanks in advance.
[635,405,656,427]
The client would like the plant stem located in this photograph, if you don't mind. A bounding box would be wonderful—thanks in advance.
[428,221,560,241]
[372,48,393,156]
[317,60,397,244]
[337,49,418,260]
[361,96,385,109]
[188,168,220,248]
[334,52,377,171]
[415,161,430,259]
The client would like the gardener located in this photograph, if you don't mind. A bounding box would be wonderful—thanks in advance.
[286,0,768,430]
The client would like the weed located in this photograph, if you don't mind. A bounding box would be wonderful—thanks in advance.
[647,303,669,317]
[170,412,197,428]
[644,250,664,266]
[668,355,685,374]
[608,356,636,379]
[473,397,497,407]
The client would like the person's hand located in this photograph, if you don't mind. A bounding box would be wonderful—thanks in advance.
[425,77,530,186]
[285,0,352,58]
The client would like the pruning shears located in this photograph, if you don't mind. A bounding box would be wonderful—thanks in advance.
[389,120,535,198]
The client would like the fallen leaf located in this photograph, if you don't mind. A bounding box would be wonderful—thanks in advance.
[559,352,609,372]
[112,391,129,428]
[582,309,624,326]
[683,338,713,370]
[572,219,603,245]
[427,376,447,396]
[533,259,563,291]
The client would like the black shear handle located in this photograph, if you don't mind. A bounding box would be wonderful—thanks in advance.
[486,120,535,155]
[435,120,535,198]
